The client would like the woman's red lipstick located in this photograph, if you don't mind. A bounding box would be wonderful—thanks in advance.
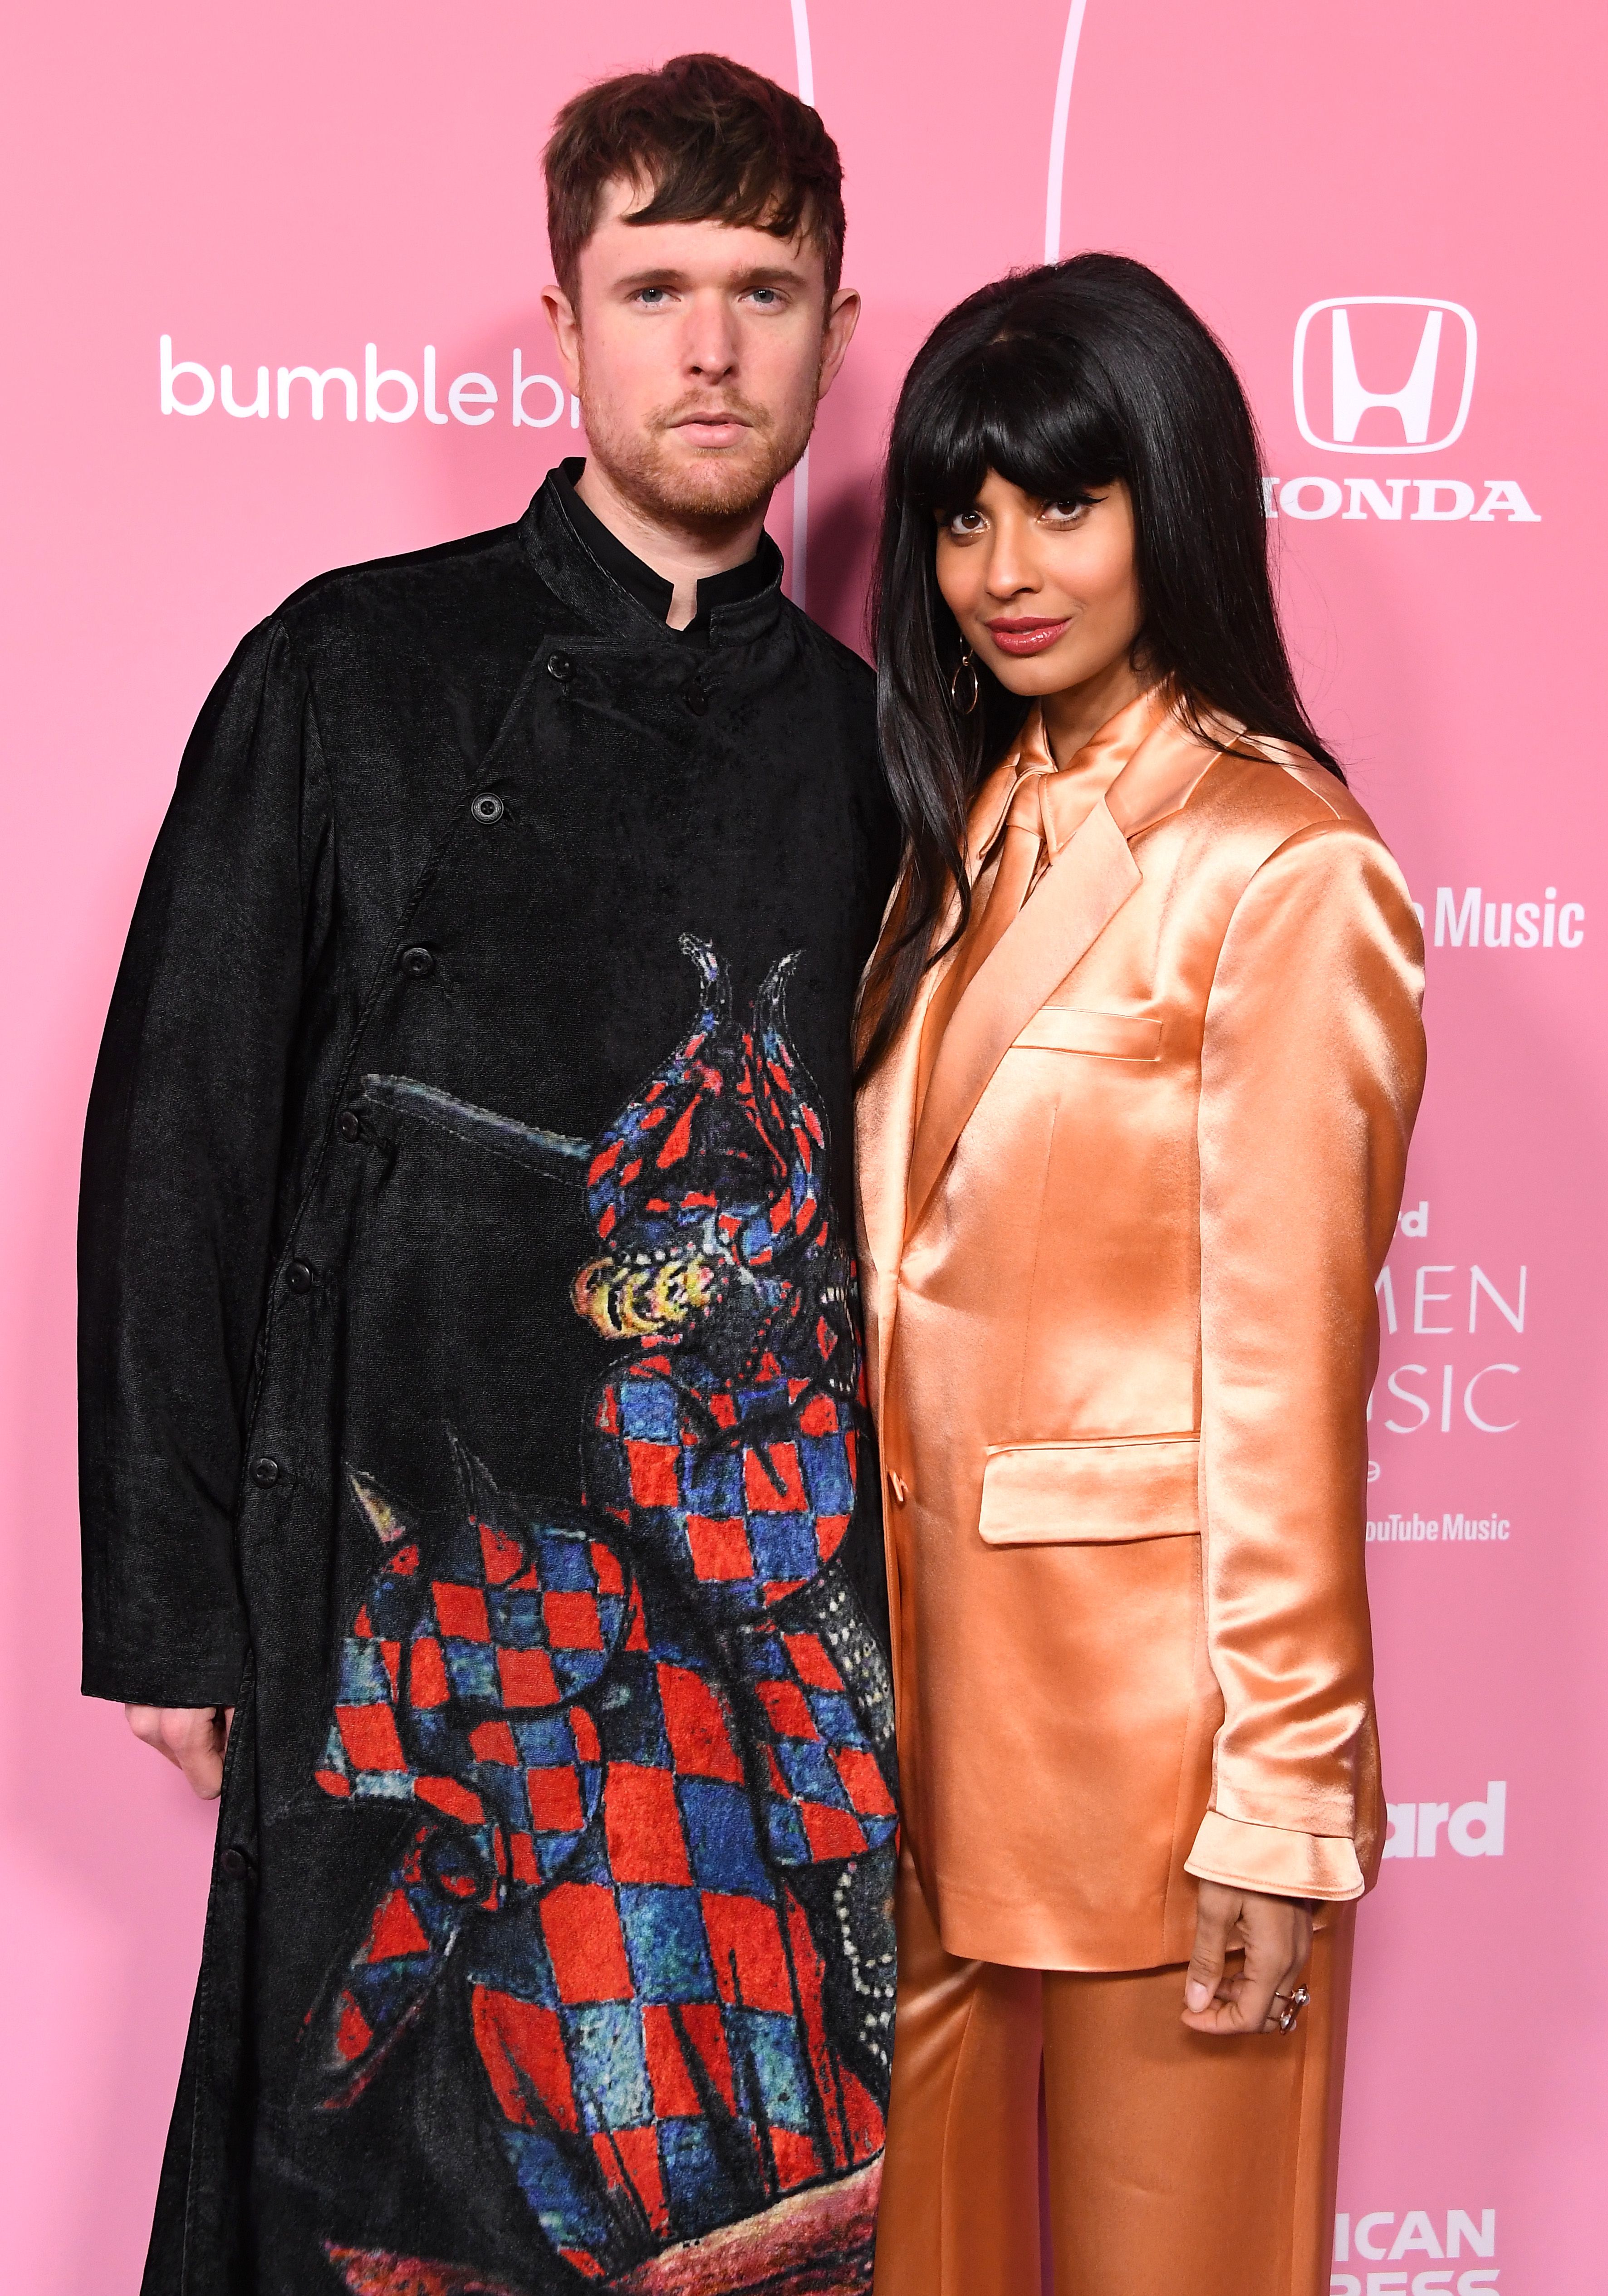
[985,616,1071,656]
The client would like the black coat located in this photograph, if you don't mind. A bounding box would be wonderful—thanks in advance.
[79,469,902,2296]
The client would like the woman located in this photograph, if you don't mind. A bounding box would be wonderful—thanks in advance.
[856,254,1425,2296]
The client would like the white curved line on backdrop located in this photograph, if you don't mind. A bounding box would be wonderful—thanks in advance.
[790,0,814,605]
[1044,0,1090,263]
[791,0,815,104]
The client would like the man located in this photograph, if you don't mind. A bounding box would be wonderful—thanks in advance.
[81,54,900,2296]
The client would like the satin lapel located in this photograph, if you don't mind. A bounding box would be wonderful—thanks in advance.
[857,749,1023,1290]
[856,938,959,1420]
[857,935,956,1288]
[905,796,1141,1233]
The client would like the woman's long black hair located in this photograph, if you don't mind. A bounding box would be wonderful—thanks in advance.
[859,251,1341,1078]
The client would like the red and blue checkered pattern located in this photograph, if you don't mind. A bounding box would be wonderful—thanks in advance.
[308,940,893,2280]
[584,1354,856,1616]
[462,1647,887,2269]
[583,1348,893,1867]
[315,1492,625,1890]
[309,1470,893,2276]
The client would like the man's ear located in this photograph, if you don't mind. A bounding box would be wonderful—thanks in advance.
[540,284,582,396]
[817,288,862,402]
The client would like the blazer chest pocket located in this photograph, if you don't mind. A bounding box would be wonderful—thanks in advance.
[1010,1008,1162,1060]
[978,1436,1199,1546]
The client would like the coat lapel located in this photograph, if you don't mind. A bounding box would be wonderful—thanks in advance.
[857,939,952,1294]
[904,795,1141,1233]
[855,942,942,1419]
[859,692,1238,1328]
[856,742,1027,1298]
[903,699,1235,1238]
[856,745,1031,1412]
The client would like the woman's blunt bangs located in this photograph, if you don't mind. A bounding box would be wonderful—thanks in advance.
[898,333,1127,522]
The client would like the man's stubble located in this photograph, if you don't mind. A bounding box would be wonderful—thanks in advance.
[579,367,820,534]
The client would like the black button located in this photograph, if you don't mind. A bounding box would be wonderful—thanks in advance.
[681,683,709,716]
[250,1456,281,1488]
[400,945,435,979]
[470,792,505,823]
[219,1846,251,1880]
[285,1259,314,1295]
[338,1110,362,1143]
[545,651,573,682]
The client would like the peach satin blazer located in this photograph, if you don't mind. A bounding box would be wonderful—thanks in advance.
[855,690,1426,1972]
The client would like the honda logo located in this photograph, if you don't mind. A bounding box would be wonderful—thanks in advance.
[1293,297,1477,454]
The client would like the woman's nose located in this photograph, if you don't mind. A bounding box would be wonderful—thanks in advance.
[984,539,1038,600]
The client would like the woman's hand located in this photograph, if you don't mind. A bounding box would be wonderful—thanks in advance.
[1182,1880,1313,2036]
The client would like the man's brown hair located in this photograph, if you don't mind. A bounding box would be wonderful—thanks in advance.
[544,53,846,304]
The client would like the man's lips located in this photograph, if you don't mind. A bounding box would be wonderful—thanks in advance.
[985,617,1071,657]
[668,412,753,446]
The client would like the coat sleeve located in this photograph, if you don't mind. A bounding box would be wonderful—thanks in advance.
[79,617,321,1706]
[1185,816,1425,1901]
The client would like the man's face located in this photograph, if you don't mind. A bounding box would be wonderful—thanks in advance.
[542,179,859,528]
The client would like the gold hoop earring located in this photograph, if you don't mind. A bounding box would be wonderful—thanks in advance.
[950,646,980,715]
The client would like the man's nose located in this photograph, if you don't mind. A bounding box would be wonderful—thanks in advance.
[683,294,740,381]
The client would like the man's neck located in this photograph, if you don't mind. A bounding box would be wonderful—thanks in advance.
[573,460,769,630]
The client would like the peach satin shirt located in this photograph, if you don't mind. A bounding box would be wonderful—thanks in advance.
[855,691,1426,1972]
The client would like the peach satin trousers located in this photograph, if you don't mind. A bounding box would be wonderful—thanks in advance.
[873,1855,1354,2296]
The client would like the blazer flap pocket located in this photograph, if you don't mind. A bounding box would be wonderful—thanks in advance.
[978,1436,1199,1546]
[1012,1008,1162,1059]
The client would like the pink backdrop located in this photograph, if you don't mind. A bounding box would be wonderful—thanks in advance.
[4,3,1604,2288]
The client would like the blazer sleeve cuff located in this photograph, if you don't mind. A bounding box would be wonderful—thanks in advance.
[1185,1809,1366,1902]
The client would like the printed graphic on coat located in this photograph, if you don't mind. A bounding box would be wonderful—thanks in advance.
[307,940,897,2295]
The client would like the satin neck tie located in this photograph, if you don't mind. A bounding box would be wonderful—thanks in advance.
[962,768,1054,981]
[915,765,1053,1121]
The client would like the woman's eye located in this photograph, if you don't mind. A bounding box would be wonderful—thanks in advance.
[943,510,988,537]
[1042,499,1091,526]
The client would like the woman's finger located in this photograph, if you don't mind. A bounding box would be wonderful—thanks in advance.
[1184,1892,1313,2035]
[1229,1914,1289,2034]
[1260,1913,1316,2032]
[1183,1883,1237,2015]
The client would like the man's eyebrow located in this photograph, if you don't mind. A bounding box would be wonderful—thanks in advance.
[613,267,693,291]
[612,262,813,293]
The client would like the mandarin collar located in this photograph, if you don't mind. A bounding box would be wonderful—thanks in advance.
[520,460,784,648]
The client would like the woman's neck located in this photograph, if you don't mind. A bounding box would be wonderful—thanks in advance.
[1040,656,1151,769]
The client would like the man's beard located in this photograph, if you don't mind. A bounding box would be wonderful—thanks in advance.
[581,381,816,530]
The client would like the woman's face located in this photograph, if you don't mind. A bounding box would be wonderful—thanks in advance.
[934,471,1143,700]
